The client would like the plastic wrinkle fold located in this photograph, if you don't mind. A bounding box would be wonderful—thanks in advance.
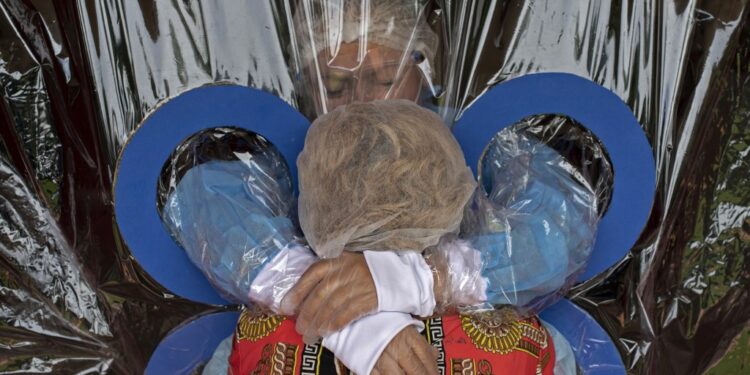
[1,1,748,374]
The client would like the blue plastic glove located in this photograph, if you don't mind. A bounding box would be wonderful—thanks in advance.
[475,132,599,311]
[429,131,599,315]
[161,160,301,305]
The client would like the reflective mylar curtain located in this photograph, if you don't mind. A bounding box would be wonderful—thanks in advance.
[0,0,749,374]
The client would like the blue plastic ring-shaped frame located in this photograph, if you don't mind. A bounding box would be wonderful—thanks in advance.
[539,300,626,374]
[114,85,310,305]
[453,73,656,281]
[145,311,240,374]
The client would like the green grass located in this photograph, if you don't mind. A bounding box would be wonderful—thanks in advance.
[706,327,750,374]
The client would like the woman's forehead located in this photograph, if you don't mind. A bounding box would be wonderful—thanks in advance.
[319,42,408,72]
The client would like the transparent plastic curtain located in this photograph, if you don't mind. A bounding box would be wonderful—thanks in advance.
[0,0,749,374]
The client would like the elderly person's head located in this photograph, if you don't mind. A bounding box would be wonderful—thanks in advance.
[292,0,439,116]
[297,100,475,258]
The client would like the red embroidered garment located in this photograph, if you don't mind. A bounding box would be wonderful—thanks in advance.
[228,309,555,375]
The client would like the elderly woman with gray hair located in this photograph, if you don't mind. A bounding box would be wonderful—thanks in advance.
[167,1,582,374]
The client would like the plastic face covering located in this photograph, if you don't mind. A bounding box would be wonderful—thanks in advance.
[285,0,439,117]
[1,1,749,374]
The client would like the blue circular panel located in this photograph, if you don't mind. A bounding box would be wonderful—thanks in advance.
[453,73,655,281]
[115,85,309,305]
[539,300,626,374]
[145,311,240,375]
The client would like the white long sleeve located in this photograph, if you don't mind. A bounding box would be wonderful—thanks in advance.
[249,249,425,375]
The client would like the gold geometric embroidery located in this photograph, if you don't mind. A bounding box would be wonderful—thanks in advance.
[460,312,549,356]
[450,358,475,375]
[519,321,549,349]
[251,344,274,375]
[539,351,552,374]
[236,308,285,342]
[461,313,523,355]
[270,342,298,375]
[516,339,541,357]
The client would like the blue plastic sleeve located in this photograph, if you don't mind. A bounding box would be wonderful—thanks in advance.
[161,160,299,305]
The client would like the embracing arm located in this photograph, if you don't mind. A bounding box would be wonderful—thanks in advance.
[425,134,600,314]
[161,160,315,309]
[280,251,437,375]
[284,132,599,341]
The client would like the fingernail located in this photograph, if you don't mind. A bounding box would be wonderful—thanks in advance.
[295,321,305,335]
[280,298,294,315]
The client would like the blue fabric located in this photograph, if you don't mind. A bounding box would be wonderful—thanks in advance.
[202,336,233,375]
[162,160,299,305]
[470,133,598,312]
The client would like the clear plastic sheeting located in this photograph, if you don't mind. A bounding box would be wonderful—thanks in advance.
[0,0,748,374]
[158,128,305,306]
[419,115,609,320]
[281,0,442,117]
[75,1,299,165]
[427,119,605,316]
[0,158,113,373]
[498,115,614,218]
[157,127,297,220]
[0,1,62,215]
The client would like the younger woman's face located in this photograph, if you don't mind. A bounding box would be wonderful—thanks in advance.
[307,41,424,114]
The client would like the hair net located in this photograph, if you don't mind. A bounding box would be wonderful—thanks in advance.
[297,99,476,258]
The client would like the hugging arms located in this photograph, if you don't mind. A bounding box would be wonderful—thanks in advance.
[162,101,598,374]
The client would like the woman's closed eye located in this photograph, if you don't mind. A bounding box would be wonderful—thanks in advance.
[325,76,351,98]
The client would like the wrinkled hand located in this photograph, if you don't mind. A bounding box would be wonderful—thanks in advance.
[280,252,378,342]
[372,326,439,375]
